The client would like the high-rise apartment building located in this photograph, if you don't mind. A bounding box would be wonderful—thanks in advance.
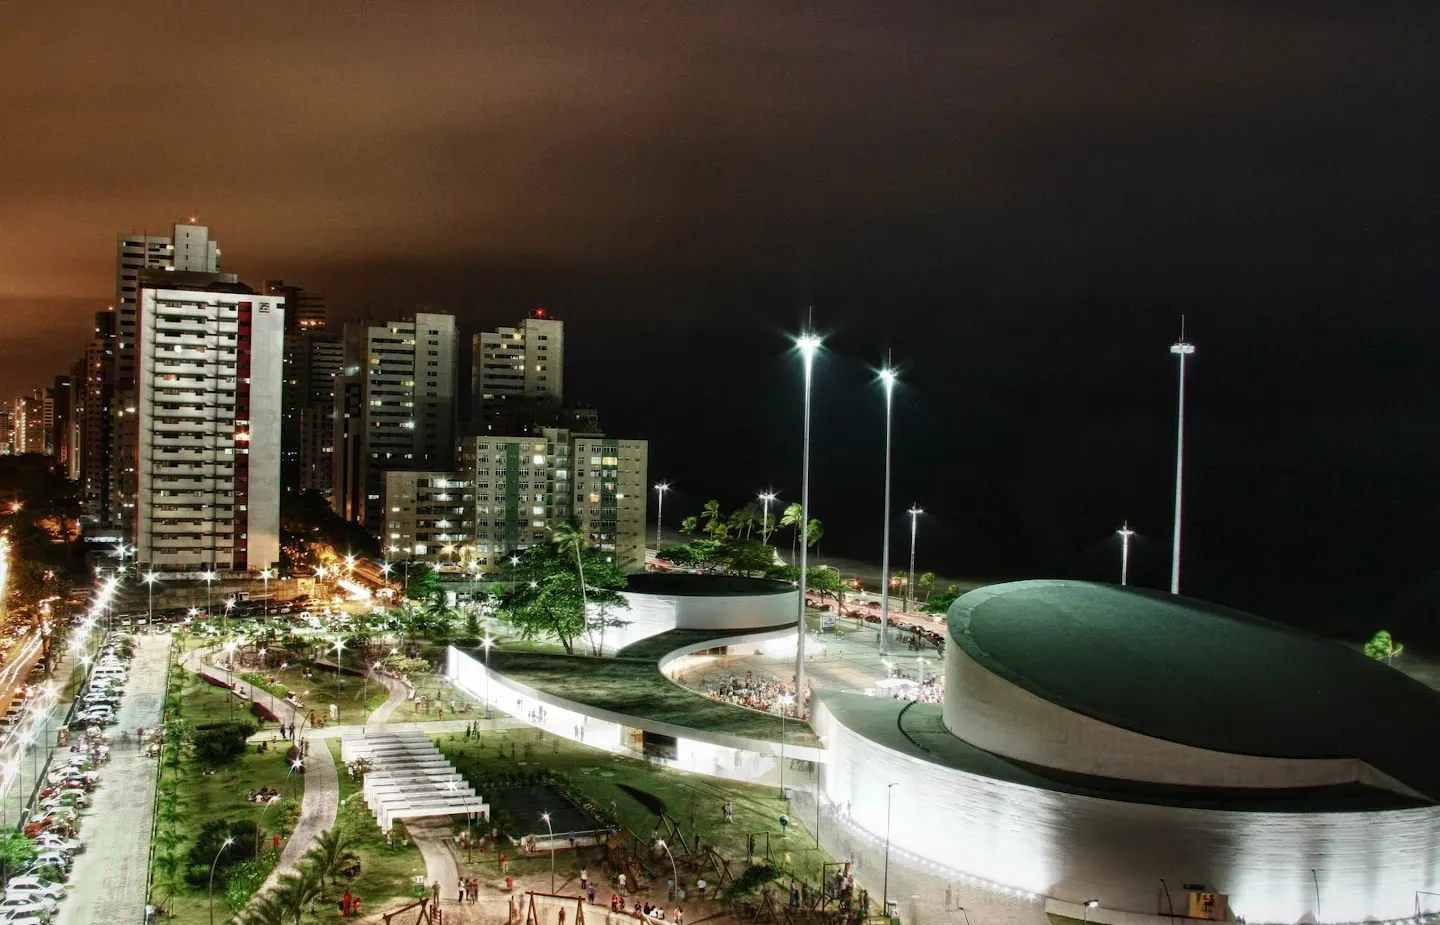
[282,330,343,495]
[472,308,564,420]
[383,429,647,571]
[0,410,14,456]
[132,272,284,572]
[113,221,223,533]
[45,372,73,467]
[79,310,117,517]
[12,393,45,455]
[265,280,327,332]
[331,313,458,532]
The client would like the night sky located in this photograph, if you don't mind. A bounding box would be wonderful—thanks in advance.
[3,2,1439,639]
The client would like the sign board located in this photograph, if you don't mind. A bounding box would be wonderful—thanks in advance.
[819,615,837,631]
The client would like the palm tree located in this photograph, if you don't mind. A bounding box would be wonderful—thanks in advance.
[273,861,324,924]
[550,520,590,622]
[236,890,287,925]
[678,516,698,536]
[806,518,824,558]
[699,499,723,538]
[917,571,937,602]
[779,502,804,562]
[303,825,360,889]
[729,504,760,541]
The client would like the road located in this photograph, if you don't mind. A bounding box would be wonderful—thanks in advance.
[56,634,169,925]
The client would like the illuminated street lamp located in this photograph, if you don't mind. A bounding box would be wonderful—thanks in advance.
[209,837,235,925]
[878,366,897,656]
[653,482,670,555]
[905,506,923,613]
[778,692,793,795]
[482,635,495,719]
[203,570,216,619]
[333,636,345,689]
[1117,522,1136,586]
[794,332,821,710]
[758,491,777,546]
[883,782,901,918]
[260,568,273,620]
[1083,900,1100,925]
[1169,322,1196,594]
[541,811,556,891]
[143,572,158,629]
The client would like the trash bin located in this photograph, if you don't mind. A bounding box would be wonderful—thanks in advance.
[885,899,899,925]
[782,785,793,801]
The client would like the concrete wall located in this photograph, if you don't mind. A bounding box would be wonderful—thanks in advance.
[447,646,820,784]
[816,697,1440,923]
[940,641,1404,793]
[608,584,796,653]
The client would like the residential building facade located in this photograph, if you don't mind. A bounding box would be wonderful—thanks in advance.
[132,273,284,572]
[471,308,564,420]
[331,313,458,532]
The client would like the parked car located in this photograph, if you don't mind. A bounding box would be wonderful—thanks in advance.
[0,894,58,917]
[2,877,63,900]
[31,834,80,855]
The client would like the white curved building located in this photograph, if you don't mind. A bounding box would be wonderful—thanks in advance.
[815,580,1440,924]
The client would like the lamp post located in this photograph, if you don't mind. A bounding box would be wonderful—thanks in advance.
[224,642,237,721]
[1083,899,1100,925]
[778,692,792,796]
[654,482,669,556]
[334,637,345,689]
[794,333,821,712]
[209,837,235,925]
[541,811,555,891]
[905,506,923,613]
[482,636,495,719]
[260,568,272,621]
[143,572,158,630]
[883,782,900,918]
[259,758,303,853]
[759,491,777,546]
[1169,323,1195,595]
[878,366,897,655]
[655,839,679,899]
[1117,522,1135,586]
[203,570,215,620]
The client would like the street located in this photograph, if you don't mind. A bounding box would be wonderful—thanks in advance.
[56,634,169,925]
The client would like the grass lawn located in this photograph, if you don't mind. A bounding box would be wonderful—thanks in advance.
[439,728,837,890]
[476,650,820,747]
[241,662,385,726]
[325,739,432,914]
[385,670,483,723]
[152,678,304,924]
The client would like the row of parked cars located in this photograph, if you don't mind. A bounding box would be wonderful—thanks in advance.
[1,641,133,923]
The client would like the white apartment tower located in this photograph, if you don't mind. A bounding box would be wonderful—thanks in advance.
[332,313,458,532]
[472,308,564,417]
[134,274,284,572]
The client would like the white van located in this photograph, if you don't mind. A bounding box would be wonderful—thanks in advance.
[92,667,126,682]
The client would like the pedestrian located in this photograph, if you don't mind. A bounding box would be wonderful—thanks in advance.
[675,907,683,925]
[618,872,627,893]
[559,909,566,925]
[588,883,597,904]
[696,879,706,900]
[501,851,510,874]
[432,881,441,904]
[581,868,588,891]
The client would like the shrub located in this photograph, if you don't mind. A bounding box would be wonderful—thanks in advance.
[224,855,277,910]
[193,721,258,766]
[184,819,260,887]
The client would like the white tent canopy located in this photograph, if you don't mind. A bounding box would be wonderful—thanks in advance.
[342,731,489,831]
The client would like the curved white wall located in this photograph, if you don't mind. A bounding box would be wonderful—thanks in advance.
[817,697,1440,923]
[941,641,1411,794]
[605,585,796,653]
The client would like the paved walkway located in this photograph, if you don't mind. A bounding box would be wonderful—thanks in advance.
[57,635,170,925]
[366,669,411,725]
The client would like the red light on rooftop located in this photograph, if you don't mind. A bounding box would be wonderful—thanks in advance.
[533,306,546,318]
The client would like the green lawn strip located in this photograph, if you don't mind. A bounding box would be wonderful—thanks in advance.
[326,739,432,914]
[437,729,835,890]
[152,708,301,923]
[385,670,484,723]
[249,663,379,727]
[479,650,820,747]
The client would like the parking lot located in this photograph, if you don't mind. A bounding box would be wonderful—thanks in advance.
[52,635,168,925]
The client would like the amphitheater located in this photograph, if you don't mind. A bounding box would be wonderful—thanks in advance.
[449,575,1440,923]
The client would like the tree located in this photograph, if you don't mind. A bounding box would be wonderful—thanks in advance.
[806,566,846,612]
[303,825,359,889]
[700,499,723,536]
[551,519,591,616]
[687,539,731,573]
[779,502,804,561]
[0,833,35,885]
[679,516,698,536]
[923,585,963,614]
[806,518,824,556]
[917,572,937,602]
[729,504,760,541]
[656,545,697,569]
[1364,629,1404,663]
[501,545,627,655]
[404,563,440,601]
[727,541,777,577]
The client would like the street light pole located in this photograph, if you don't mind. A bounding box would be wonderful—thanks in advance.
[759,492,777,546]
[654,483,669,556]
[878,367,897,656]
[656,839,679,898]
[1117,522,1135,586]
[905,506,923,613]
[204,570,215,622]
[795,333,821,715]
[883,782,900,919]
[1170,322,1195,595]
[541,811,556,891]
[482,636,494,719]
[209,837,234,925]
[778,693,792,796]
[144,572,157,629]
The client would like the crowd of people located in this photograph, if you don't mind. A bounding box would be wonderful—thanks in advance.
[247,786,282,803]
[702,671,812,718]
